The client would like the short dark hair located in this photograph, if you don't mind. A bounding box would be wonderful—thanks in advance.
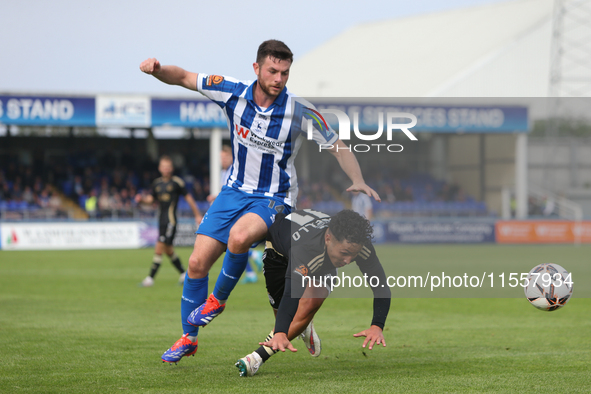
[257,40,293,65]
[159,155,173,166]
[328,209,373,246]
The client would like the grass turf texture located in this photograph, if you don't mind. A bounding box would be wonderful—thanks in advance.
[0,245,590,393]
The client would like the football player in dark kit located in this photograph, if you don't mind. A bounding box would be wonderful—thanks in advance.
[235,209,391,377]
[136,155,202,287]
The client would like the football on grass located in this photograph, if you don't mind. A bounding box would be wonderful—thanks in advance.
[524,263,573,311]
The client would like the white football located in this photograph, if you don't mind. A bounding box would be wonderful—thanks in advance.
[524,263,573,311]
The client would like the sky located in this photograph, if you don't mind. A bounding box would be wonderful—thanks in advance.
[1,0,509,97]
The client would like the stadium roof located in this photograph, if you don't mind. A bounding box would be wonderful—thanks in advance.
[288,0,554,97]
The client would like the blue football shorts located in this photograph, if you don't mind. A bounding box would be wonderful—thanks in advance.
[196,186,291,245]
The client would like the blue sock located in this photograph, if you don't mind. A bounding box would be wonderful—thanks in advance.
[213,251,249,302]
[181,274,209,336]
[245,261,254,273]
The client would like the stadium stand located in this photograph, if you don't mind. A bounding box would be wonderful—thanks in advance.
[1,139,490,220]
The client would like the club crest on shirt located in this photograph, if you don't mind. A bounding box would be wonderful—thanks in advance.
[206,75,224,86]
[295,265,308,277]
[253,120,267,133]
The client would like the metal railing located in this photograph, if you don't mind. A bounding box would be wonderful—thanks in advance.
[527,184,583,221]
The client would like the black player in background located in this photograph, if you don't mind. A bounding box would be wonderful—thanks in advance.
[235,209,391,377]
[136,155,202,287]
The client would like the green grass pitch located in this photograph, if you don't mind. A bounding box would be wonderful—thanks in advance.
[1,245,590,393]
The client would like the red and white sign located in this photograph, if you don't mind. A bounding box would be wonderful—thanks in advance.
[0,222,143,250]
[496,221,591,244]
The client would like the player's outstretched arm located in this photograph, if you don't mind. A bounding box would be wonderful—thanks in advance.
[184,193,202,225]
[139,58,197,91]
[327,140,381,202]
[260,332,297,353]
[353,325,386,350]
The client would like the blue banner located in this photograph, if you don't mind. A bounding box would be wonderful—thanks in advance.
[0,95,529,133]
[0,95,95,126]
[151,98,227,128]
[313,103,528,133]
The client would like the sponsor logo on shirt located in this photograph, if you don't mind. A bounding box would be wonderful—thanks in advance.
[206,75,224,86]
[236,124,250,138]
[295,265,309,277]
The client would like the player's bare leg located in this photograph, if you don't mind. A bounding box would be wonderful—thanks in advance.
[188,213,268,327]
[187,235,227,279]
[227,213,268,254]
[141,241,168,287]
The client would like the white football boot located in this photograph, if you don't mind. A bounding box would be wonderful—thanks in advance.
[300,320,321,357]
[235,352,263,377]
[141,276,154,287]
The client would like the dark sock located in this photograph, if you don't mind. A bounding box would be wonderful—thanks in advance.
[170,253,185,273]
[149,254,163,278]
[254,331,277,362]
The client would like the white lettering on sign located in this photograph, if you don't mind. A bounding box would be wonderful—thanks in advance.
[447,108,504,128]
[180,102,224,123]
[6,98,74,120]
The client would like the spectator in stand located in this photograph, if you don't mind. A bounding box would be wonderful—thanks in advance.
[543,196,556,216]
[448,183,460,201]
[73,175,85,201]
[39,188,51,208]
[23,167,34,189]
[141,171,153,190]
[381,185,396,204]
[437,184,451,202]
[397,186,414,202]
[1,182,11,202]
[455,188,467,202]
[98,189,111,217]
[110,187,123,214]
[33,176,44,196]
[48,190,62,213]
[11,182,23,202]
[351,190,373,220]
[85,189,98,218]
[392,180,404,198]
[423,183,435,202]
[22,186,36,206]
[528,196,543,216]
[120,188,133,216]
[192,180,208,202]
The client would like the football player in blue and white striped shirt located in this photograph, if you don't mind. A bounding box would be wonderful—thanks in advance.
[140,40,380,364]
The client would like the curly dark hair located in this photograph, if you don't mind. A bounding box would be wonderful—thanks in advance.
[328,209,373,246]
[256,39,293,65]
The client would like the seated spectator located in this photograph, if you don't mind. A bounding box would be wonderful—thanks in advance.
[73,175,84,200]
[0,182,11,202]
[398,186,414,202]
[22,186,36,206]
[38,187,51,208]
[98,190,112,217]
[85,189,98,218]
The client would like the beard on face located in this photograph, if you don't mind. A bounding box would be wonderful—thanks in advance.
[257,78,281,98]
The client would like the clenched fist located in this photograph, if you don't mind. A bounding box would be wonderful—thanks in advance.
[139,58,161,75]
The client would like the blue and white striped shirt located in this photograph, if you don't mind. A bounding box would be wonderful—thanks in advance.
[197,73,338,207]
